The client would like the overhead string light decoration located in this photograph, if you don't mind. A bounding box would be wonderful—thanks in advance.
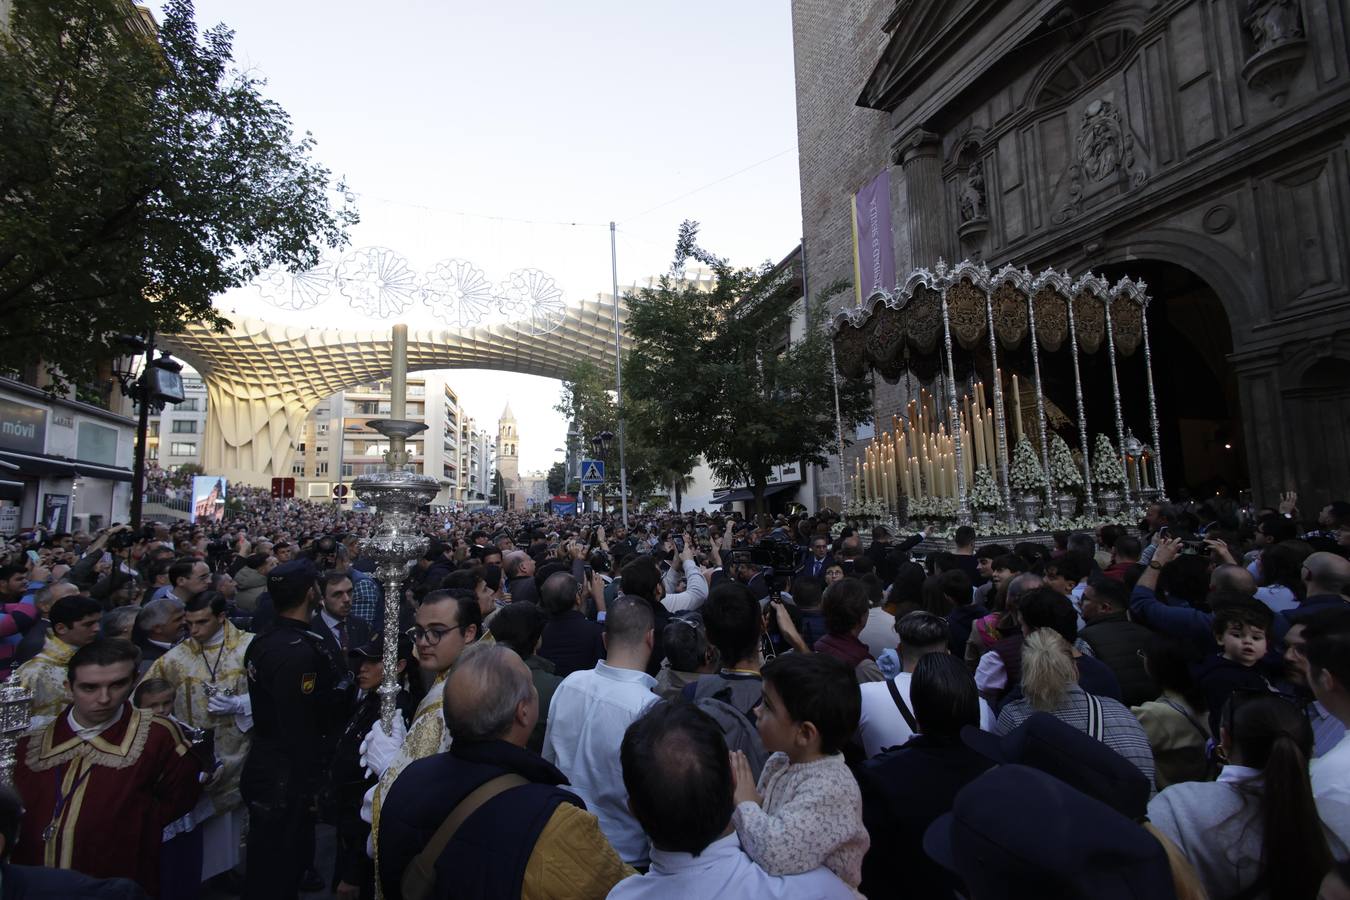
[252,247,569,337]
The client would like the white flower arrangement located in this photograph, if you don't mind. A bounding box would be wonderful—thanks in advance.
[843,498,889,521]
[1091,433,1125,488]
[969,467,1001,511]
[1009,439,1048,494]
[1049,433,1082,491]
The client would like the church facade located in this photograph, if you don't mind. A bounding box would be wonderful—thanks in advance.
[497,404,521,511]
[793,0,1350,511]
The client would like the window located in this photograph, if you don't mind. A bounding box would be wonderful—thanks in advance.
[316,461,329,475]
[147,442,159,461]
[341,463,354,477]
[170,442,197,456]
[148,421,160,437]
[292,460,305,476]
[176,399,199,412]
[171,420,196,433]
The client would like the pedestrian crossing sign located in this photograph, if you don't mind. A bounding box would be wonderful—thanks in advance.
[580,460,605,485]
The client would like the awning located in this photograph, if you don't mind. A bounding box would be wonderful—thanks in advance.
[0,450,134,482]
[712,483,800,505]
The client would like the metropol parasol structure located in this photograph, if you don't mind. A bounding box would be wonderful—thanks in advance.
[159,248,629,487]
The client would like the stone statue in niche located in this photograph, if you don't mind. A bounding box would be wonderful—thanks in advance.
[959,161,987,223]
[1245,0,1304,53]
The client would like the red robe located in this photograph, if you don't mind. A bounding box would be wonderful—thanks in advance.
[13,702,203,896]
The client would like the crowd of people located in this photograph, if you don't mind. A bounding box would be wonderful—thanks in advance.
[0,486,1347,899]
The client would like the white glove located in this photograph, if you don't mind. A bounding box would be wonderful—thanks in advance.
[207,691,250,717]
[358,716,406,779]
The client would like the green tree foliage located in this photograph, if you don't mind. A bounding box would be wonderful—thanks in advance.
[555,360,701,509]
[0,0,357,388]
[546,461,566,496]
[624,222,873,513]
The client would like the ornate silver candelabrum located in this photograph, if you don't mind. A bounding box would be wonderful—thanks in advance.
[354,419,440,734]
[0,671,32,784]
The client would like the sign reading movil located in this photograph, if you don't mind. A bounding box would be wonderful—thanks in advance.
[0,398,46,454]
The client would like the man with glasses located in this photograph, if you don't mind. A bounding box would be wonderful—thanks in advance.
[361,589,481,878]
[796,537,834,581]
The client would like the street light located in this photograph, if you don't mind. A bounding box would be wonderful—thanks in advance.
[111,334,186,528]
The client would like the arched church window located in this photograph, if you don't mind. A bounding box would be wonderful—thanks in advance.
[1034,29,1138,107]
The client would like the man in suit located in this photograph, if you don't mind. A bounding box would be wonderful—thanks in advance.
[796,536,834,581]
[313,570,372,674]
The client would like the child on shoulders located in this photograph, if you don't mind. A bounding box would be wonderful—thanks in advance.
[730,652,869,893]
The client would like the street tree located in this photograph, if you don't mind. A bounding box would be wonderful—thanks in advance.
[0,0,357,389]
[624,221,873,515]
[554,360,701,510]
[546,461,567,496]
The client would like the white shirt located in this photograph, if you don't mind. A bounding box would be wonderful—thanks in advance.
[856,670,996,759]
[543,661,660,866]
[661,559,709,613]
[67,705,124,742]
[606,833,854,900]
[1313,730,1350,804]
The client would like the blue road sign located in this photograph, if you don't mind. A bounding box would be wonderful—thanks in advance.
[580,459,606,485]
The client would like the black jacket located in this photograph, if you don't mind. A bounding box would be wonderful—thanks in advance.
[1079,612,1159,707]
[537,610,606,678]
[1,864,146,900]
[856,734,995,900]
[310,611,373,674]
[507,576,540,606]
[1196,653,1273,736]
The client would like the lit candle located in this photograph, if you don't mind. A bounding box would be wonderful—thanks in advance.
[1012,373,1023,439]
[974,413,987,469]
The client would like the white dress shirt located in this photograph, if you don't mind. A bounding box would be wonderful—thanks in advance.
[856,671,995,758]
[1313,730,1350,804]
[543,660,661,865]
[606,833,854,900]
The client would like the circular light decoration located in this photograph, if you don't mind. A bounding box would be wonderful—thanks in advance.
[499,268,566,336]
[337,247,419,319]
[421,259,495,328]
[254,260,335,311]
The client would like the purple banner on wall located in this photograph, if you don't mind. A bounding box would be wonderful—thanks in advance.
[853,170,896,302]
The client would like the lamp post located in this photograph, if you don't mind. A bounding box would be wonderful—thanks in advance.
[592,431,613,515]
[111,334,185,528]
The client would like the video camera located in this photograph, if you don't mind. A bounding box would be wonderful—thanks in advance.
[729,539,797,578]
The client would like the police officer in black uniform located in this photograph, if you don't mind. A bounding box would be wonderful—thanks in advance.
[241,558,346,899]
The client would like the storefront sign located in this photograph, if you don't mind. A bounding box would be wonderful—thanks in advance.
[0,507,19,536]
[0,399,46,454]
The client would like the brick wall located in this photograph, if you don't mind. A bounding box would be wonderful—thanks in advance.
[792,0,912,508]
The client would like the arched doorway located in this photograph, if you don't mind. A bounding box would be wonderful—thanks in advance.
[991,259,1247,502]
[1095,259,1246,502]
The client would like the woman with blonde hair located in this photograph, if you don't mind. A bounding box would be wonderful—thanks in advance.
[996,629,1157,786]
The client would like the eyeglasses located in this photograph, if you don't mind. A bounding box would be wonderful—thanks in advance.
[404,624,466,646]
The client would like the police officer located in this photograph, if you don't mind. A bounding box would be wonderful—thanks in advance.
[241,558,346,899]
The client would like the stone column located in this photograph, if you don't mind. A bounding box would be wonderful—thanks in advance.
[1230,348,1288,508]
[892,128,950,269]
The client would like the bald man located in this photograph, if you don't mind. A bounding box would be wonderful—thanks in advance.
[376,644,630,899]
[1287,552,1350,625]
[1210,564,1258,597]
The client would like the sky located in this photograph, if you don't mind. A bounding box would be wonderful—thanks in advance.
[148,0,805,474]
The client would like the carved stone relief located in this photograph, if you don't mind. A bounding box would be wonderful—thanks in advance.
[1053,99,1148,224]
